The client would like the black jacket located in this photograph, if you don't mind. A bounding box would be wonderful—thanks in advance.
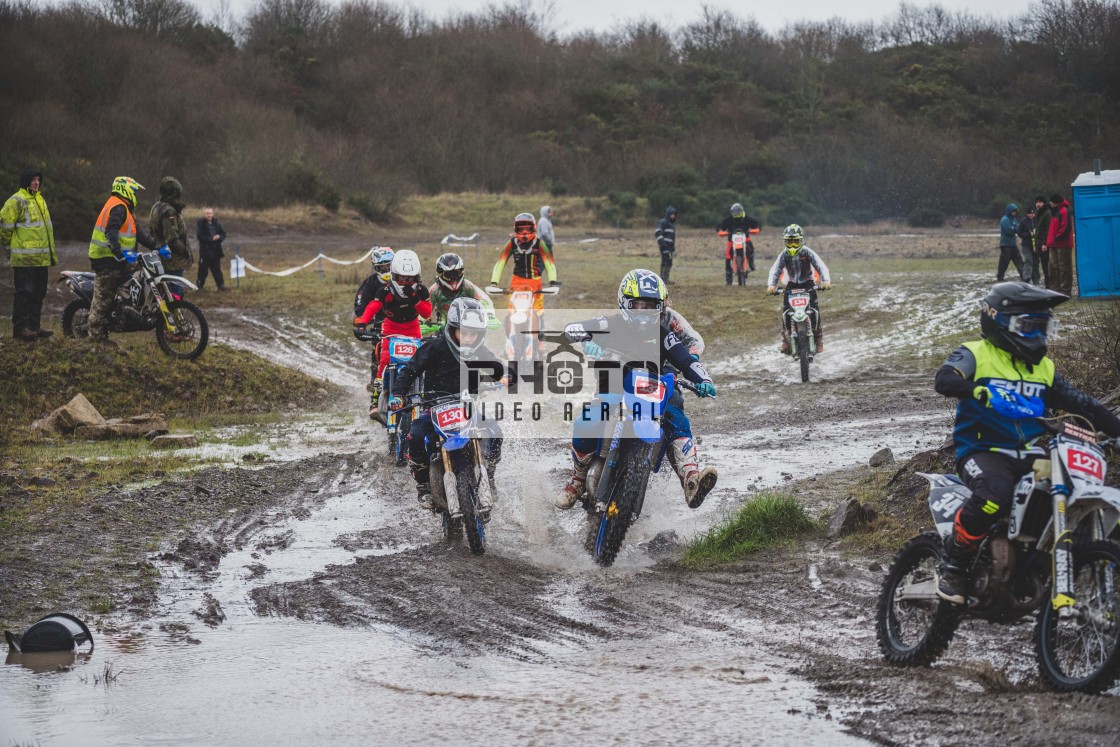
[393,334,496,398]
[196,217,227,259]
[716,213,761,238]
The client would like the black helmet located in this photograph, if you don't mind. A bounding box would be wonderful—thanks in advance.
[444,297,489,361]
[979,282,1068,365]
[436,253,465,293]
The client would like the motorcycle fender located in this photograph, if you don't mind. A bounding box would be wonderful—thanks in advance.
[442,432,471,451]
[155,274,199,291]
[632,418,661,443]
[920,472,970,539]
[1069,485,1120,532]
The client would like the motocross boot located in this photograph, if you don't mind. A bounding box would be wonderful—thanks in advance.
[660,262,673,285]
[415,482,433,512]
[813,325,824,354]
[937,519,983,605]
[669,437,718,509]
[780,326,792,355]
[725,272,733,286]
[556,450,595,509]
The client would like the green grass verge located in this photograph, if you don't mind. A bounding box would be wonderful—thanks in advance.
[682,491,822,567]
[0,338,338,448]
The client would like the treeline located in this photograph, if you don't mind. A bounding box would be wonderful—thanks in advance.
[2,0,1118,236]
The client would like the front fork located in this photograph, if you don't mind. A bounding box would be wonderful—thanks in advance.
[1050,449,1076,617]
[153,283,178,331]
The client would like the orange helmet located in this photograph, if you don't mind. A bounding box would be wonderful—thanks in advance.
[512,212,537,250]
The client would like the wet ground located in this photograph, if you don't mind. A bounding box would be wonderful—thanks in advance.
[3,250,1118,745]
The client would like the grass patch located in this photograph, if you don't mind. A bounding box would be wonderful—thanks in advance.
[682,492,822,567]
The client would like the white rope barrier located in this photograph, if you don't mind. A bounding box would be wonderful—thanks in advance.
[441,232,480,247]
[233,246,378,277]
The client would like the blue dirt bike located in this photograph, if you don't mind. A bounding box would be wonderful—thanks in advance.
[382,335,423,466]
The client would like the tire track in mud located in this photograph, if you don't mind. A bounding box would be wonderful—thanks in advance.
[197,281,1118,745]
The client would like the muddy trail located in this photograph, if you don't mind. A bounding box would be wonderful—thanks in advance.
[4,264,1119,745]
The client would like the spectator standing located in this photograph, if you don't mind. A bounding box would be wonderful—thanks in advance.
[1031,195,1051,288]
[150,177,193,291]
[1017,206,1037,284]
[655,206,678,284]
[195,207,227,291]
[1,167,56,340]
[997,203,1024,281]
[538,206,556,251]
[1044,193,1075,295]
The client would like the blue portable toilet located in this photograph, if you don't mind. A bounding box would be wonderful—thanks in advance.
[1071,167,1120,298]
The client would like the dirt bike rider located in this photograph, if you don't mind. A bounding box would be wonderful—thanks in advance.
[390,297,503,511]
[556,269,719,510]
[353,250,432,421]
[767,224,831,354]
[354,247,394,417]
[933,282,1120,605]
[716,203,761,285]
[421,252,500,336]
[490,213,558,355]
[87,177,166,342]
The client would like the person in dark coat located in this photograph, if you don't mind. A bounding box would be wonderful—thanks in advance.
[195,207,227,290]
[1017,206,1036,284]
[1030,195,1050,288]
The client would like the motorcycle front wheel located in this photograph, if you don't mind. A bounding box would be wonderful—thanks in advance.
[797,326,810,383]
[1035,540,1120,693]
[875,532,961,665]
[589,440,652,567]
[62,298,91,338]
[394,411,412,467]
[455,461,485,556]
[155,299,209,360]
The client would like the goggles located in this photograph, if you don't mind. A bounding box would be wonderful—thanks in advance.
[1004,312,1057,339]
[439,267,464,284]
[623,297,663,311]
[393,273,419,286]
[784,238,803,249]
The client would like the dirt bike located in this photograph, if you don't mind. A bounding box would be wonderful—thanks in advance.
[381,336,423,466]
[393,392,497,555]
[59,251,208,360]
[777,285,824,383]
[486,282,559,363]
[876,389,1120,693]
[719,228,758,286]
[574,355,701,567]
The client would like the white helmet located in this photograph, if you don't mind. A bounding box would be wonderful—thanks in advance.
[390,249,422,297]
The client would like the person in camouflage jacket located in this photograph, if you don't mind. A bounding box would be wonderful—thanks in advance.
[150,177,193,278]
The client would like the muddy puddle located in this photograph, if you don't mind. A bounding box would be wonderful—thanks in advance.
[6,262,1117,745]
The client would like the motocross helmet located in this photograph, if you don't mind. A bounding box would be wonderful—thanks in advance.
[111,176,144,207]
[512,213,537,252]
[730,203,745,219]
[436,253,465,293]
[445,297,489,361]
[979,282,1068,366]
[389,249,422,297]
[783,224,805,255]
[618,269,667,325]
[371,247,395,283]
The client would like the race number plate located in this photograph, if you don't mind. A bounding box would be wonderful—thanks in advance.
[631,371,666,403]
[433,402,467,432]
[389,337,419,362]
[789,294,810,309]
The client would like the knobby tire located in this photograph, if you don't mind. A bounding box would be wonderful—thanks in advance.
[875,532,961,665]
[1035,540,1120,693]
[155,299,209,360]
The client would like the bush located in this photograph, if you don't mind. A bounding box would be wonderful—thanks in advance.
[907,207,945,228]
[1047,301,1120,401]
[316,182,341,213]
[346,191,401,224]
[545,177,569,197]
[283,155,321,203]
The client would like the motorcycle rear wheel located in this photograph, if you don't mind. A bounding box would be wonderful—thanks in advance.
[876,532,961,665]
[589,440,652,567]
[797,327,810,383]
[394,411,412,467]
[155,299,208,360]
[456,462,485,556]
[62,298,91,338]
[1035,540,1120,693]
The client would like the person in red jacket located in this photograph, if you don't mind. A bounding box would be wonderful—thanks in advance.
[1042,193,1075,295]
[353,249,432,386]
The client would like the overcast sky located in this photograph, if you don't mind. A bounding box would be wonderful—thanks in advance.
[186,0,1021,35]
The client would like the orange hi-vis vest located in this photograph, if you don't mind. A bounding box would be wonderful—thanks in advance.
[89,196,137,260]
